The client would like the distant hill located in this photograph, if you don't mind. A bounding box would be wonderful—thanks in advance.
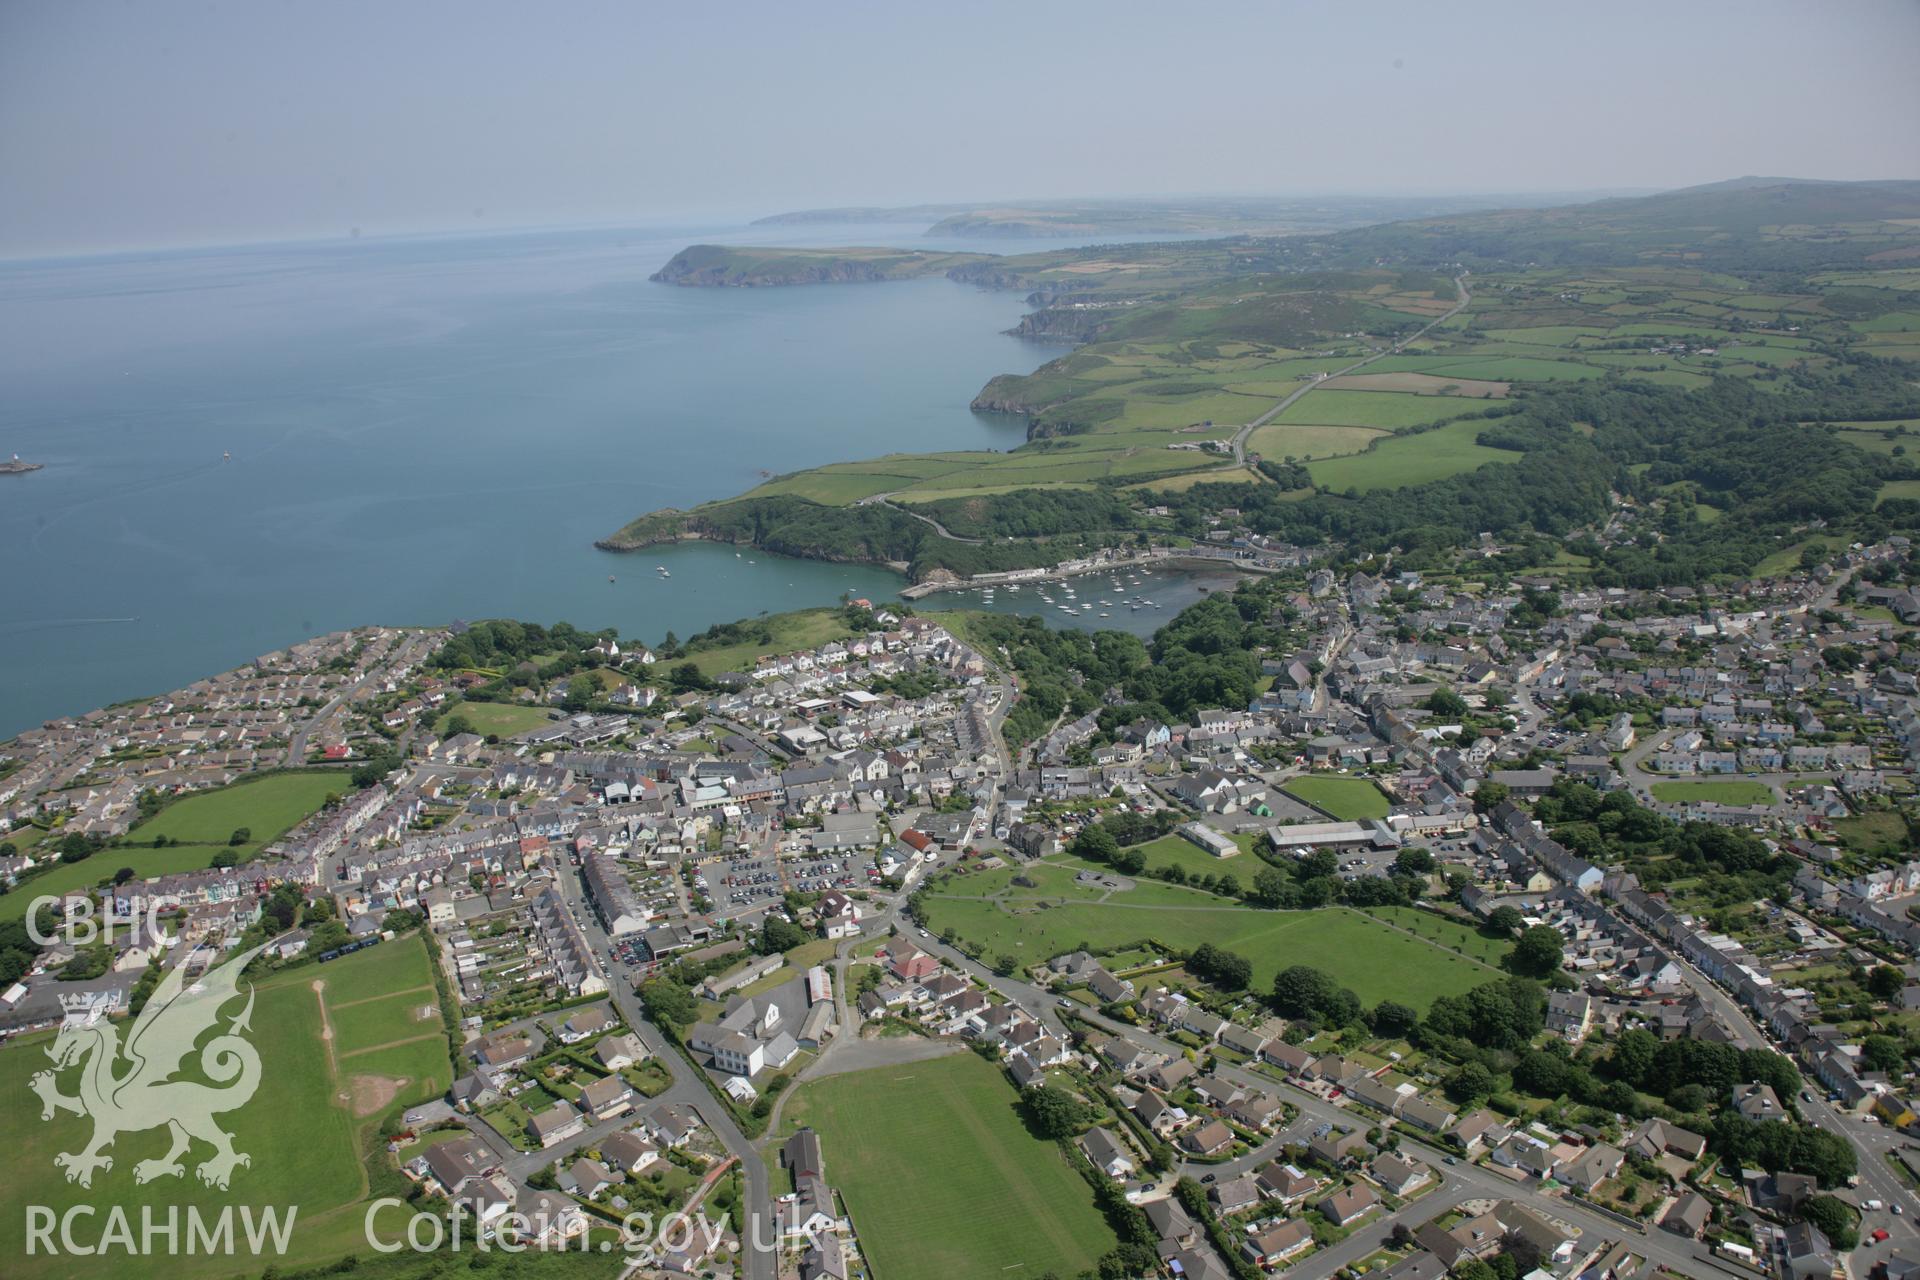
[1288,178,1920,272]
[749,192,1661,239]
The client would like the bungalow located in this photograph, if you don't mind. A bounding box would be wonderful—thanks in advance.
[1627,1116,1706,1163]
[646,1103,700,1148]
[595,1032,647,1071]
[1209,1174,1262,1216]
[1398,1096,1457,1135]
[1255,1161,1320,1205]
[1086,966,1134,1004]
[1308,1128,1371,1167]
[1261,1041,1317,1076]
[1226,1093,1286,1132]
[560,1005,616,1044]
[1181,1119,1235,1157]
[1149,1058,1197,1092]
[527,1101,585,1148]
[1451,1109,1508,1154]
[1559,1142,1624,1192]
[561,1157,614,1199]
[600,1130,661,1175]
[1242,1219,1313,1269]
[1368,1152,1430,1196]
[1661,1189,1710,1238]
[1320,1182,1381,1227]
[579,1074,634,1121]
[1218,1022,1271,1058]
[418,1135,500,1195]
[517,1188,588,1246]
[1134,1091,1188,1138]
[1079,1127,1136,1179]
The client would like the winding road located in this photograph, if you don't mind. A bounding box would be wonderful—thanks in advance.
[1230,272,1474,467]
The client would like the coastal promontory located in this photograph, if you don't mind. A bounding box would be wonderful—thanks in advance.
[649,243,992,287]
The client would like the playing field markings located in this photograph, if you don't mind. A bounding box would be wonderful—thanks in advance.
[327,983,435,1010]
[339,1032,446,1060]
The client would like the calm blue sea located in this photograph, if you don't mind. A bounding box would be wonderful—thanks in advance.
[0,221,1224,735]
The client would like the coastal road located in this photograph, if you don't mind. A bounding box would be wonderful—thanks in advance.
[856,494,985,543]
[1228,273,1473,468]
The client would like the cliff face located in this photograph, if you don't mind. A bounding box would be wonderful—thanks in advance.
[1010,307,1113,343]
[969,374,1051,415]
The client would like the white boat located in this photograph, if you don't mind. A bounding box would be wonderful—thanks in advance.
[1099,612,1111,618]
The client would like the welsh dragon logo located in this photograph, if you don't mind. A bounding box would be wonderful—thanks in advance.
[31,941,268,1189]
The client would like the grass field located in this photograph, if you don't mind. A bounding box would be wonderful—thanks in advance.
[683,607,861,676]
[131,771,348,856]
[1282,774,1392,820]
[0,844,238,924]
[1274,389,1483,430]
[1366,906,1514,966]
[1649,780,1777,806]
[1305,418,1515,493]
[1,773,347,925]
[434,700,557,738]
[918,891,1494,1010]
[1127,834,1257,882]
[0,932,451,1279]
[779,1052,1116,1280]
[1244,422,1385,462]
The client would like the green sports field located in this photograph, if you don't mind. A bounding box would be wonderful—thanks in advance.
[0,933,451,1279]
[1649,780,1777,806]
[780,1051,1116,1280]
[1281,774,1392,820]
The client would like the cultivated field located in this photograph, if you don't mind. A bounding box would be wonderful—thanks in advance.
[779,1051,1117,1280]
[0,933,451,1279]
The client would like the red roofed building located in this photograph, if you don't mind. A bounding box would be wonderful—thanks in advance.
[899,829,933,853]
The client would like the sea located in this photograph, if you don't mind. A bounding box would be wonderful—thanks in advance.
[0,220,1238,737]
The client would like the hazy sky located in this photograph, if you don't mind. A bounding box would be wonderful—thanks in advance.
[3,0,1916,257]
